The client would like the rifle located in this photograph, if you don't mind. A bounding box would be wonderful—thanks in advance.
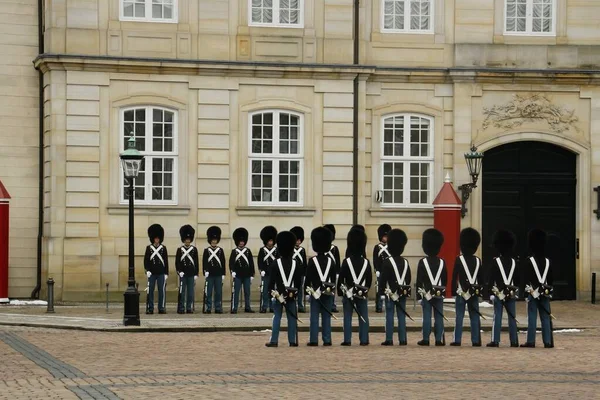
[145,277,150,313]
[340,284,366,323]
[259,276,264,311]
[306,287,338,320]
[230,274,235,313]
[202,276,208,313]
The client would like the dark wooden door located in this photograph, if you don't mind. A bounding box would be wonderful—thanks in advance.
[481,141,577,300]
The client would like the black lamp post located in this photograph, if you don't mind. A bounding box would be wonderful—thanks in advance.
[458,145,484,218]
[120,135,144,326]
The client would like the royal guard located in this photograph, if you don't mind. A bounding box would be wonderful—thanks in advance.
[305,227,336,346]
[416,228,447,346]
[373,223,392,313]
[344,224,366,258]
[522,229,554,349]
[229,227,255,314]
[175,225,199,314]
[266,231,303,347]
[258,225,278,313]
[487,229,520,348]
[324,224,341,313]
[290,226,307,313]
[451,228,484,347]
[202,226,226,314]
[338,227,372,346]
[143,224,169,315]
[378,228,411,346]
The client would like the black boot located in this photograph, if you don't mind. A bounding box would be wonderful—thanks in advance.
[381,340,393,346]
[450,342,461,346]
[486,342,499,347]
[265,342,278,348]
[520,342,535,348]
[417,340,430,346]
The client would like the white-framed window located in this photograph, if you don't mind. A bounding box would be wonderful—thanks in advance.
[249,110,303,206]
[120,106,178,205]
[249,0,303,28]
[504,0,556,35]
[120,0,178,23]
[380,114,433,207]
[381,0,433,33]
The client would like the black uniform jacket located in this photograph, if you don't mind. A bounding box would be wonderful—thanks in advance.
[487,256,520,296]
[451,254,483,296]
[337,256,373,297]
[175,245,199,277]
[378,256,411,297]
[258,246,279,277]
[202,246,226,277]
[305,254,336,291]
[144,244,169,276]
[268,256,304,295]
[229,247,255,279]
[415,256,447,300]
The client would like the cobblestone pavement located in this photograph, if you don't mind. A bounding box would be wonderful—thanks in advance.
[0,325,599,399]
[0,301,597,331]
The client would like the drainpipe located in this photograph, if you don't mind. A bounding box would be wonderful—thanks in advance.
[352,0,359,225]
[31,0,44,299]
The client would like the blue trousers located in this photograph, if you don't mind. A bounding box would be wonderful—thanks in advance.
[453,296,481,344]
[147,274,166,312]
[260,276,273,312]
[178,276,195,312]
[205,276,223,312]
[297,277,306,310]
[309,295,333,344]
[342,297,369,344]
[385,297,407,343]
[527,295,552,345]
[492,297,518,344]
[422,298,444,343]
[269,300,298,345]
[233,276,252,312]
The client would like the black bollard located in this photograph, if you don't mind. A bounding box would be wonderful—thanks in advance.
[106,282,110,312]
[592,272,597,305]
[46,278,55,313]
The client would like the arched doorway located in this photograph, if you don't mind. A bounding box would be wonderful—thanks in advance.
[481,141,577,300]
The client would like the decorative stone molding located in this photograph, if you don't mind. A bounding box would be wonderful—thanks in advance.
[482,94,580,134]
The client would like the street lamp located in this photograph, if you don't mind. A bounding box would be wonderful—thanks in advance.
[120,135,144,326]
[458,145,484,218]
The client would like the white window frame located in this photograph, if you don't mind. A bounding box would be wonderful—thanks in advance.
[119,0,178,23]
[380,0,434,34]
[504,0,556,36]
[120,106,179,206]
[248,110,304,206]
[380,113,434,208]
[248,0,304,28]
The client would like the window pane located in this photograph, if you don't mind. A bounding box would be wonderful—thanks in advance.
[383,0,404,30]
[153,108,163,122]
[382,116,403,157]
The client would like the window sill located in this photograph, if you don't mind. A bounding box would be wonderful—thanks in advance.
[107,204,190,216]
[236,206,316,217]
[369,207,433,218]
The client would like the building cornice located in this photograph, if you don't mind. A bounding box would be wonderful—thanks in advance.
[33,54,600,85]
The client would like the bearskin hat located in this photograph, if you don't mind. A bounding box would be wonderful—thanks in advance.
[493,229,515,256]
[179,224,195,242]
[528,228,547,257]
[310,227,333,254]
[324,224,336,241]
[347,227,367,257]
[459,227,481,256]
[148,224,164,243]
[232,227,249,246]
[290,226,305,243]
[276,231,297,258]
[206,226,221,244]
[378,224,392,242]
[260,226,277,246]
[387,229,408,257]
[422,228,444,257]
[352,224,365,232]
